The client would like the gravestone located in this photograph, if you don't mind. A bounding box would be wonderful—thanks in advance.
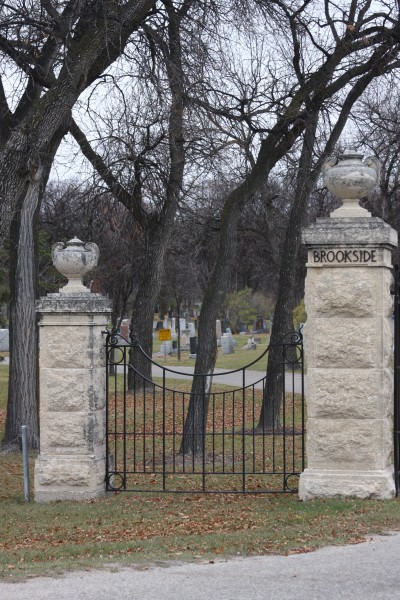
[120,319,130,339]
[160,341,172,354]
[0,329,9,351]
[189,336,197,356]
[216,320,222,342]
[243,336,257,350]
[171,318,176,336]
[180,332,190,348]
[221,331,235,354]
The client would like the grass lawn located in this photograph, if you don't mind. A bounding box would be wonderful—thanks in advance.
[1,363,400,581]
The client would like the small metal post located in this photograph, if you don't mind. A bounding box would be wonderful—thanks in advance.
[21,425,30,502]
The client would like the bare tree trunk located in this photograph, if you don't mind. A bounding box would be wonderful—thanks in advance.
[181,66,378,447]
[180,198,242,454]
[128,222,173,386]
[128,2,186,387]
[179,116,313,455]
[4,167,44,449]
[258,66,383,429]
[4,121,65,450]
[258,114,318,431]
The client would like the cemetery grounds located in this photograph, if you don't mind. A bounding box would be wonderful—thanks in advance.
[1,340,400,581]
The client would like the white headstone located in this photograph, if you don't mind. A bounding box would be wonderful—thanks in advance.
[221,333,235,354]
[171,318,176,336]
[0,329,9,352]
[161,341,172,354]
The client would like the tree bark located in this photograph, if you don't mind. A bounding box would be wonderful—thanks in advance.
[258,114,318,431]
[4,166,44,449]
[180,194,243,454]
[4,120,62,450]
[128,218,176,386]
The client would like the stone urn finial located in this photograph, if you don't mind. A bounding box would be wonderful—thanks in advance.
[52,237,99,294]
[322,149,380,218]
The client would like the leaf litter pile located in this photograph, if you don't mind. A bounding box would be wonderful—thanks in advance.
[107,383,304,492]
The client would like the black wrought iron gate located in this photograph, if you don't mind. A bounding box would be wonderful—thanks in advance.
[105,331,305,494]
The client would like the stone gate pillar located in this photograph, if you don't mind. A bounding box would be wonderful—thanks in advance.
[34,238,112,502]
[299,150,398,500]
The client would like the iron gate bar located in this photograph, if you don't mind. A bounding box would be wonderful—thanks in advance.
[105,330,305,494]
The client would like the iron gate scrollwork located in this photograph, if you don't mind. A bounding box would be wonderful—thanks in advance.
[105,330,305,494]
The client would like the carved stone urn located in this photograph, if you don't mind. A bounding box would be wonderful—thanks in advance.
[52,237,99,294]
[322,149,380,218]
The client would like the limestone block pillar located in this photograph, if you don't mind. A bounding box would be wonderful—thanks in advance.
[34,238,112,502]
[299,150,398,500]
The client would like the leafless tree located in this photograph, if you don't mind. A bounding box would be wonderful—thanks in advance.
[70,0,218,384]
[182,0,400,452]
[351,74,400,263]
[0,0,156,448]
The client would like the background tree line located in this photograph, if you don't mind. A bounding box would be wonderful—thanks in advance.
[1,1,400,451]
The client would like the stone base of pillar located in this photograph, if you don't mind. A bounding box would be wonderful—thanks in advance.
[299,467,395,500]
[35,455,106,503]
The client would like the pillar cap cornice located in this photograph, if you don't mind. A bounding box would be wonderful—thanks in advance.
[36,293,112,314]
[302,216,398,248]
